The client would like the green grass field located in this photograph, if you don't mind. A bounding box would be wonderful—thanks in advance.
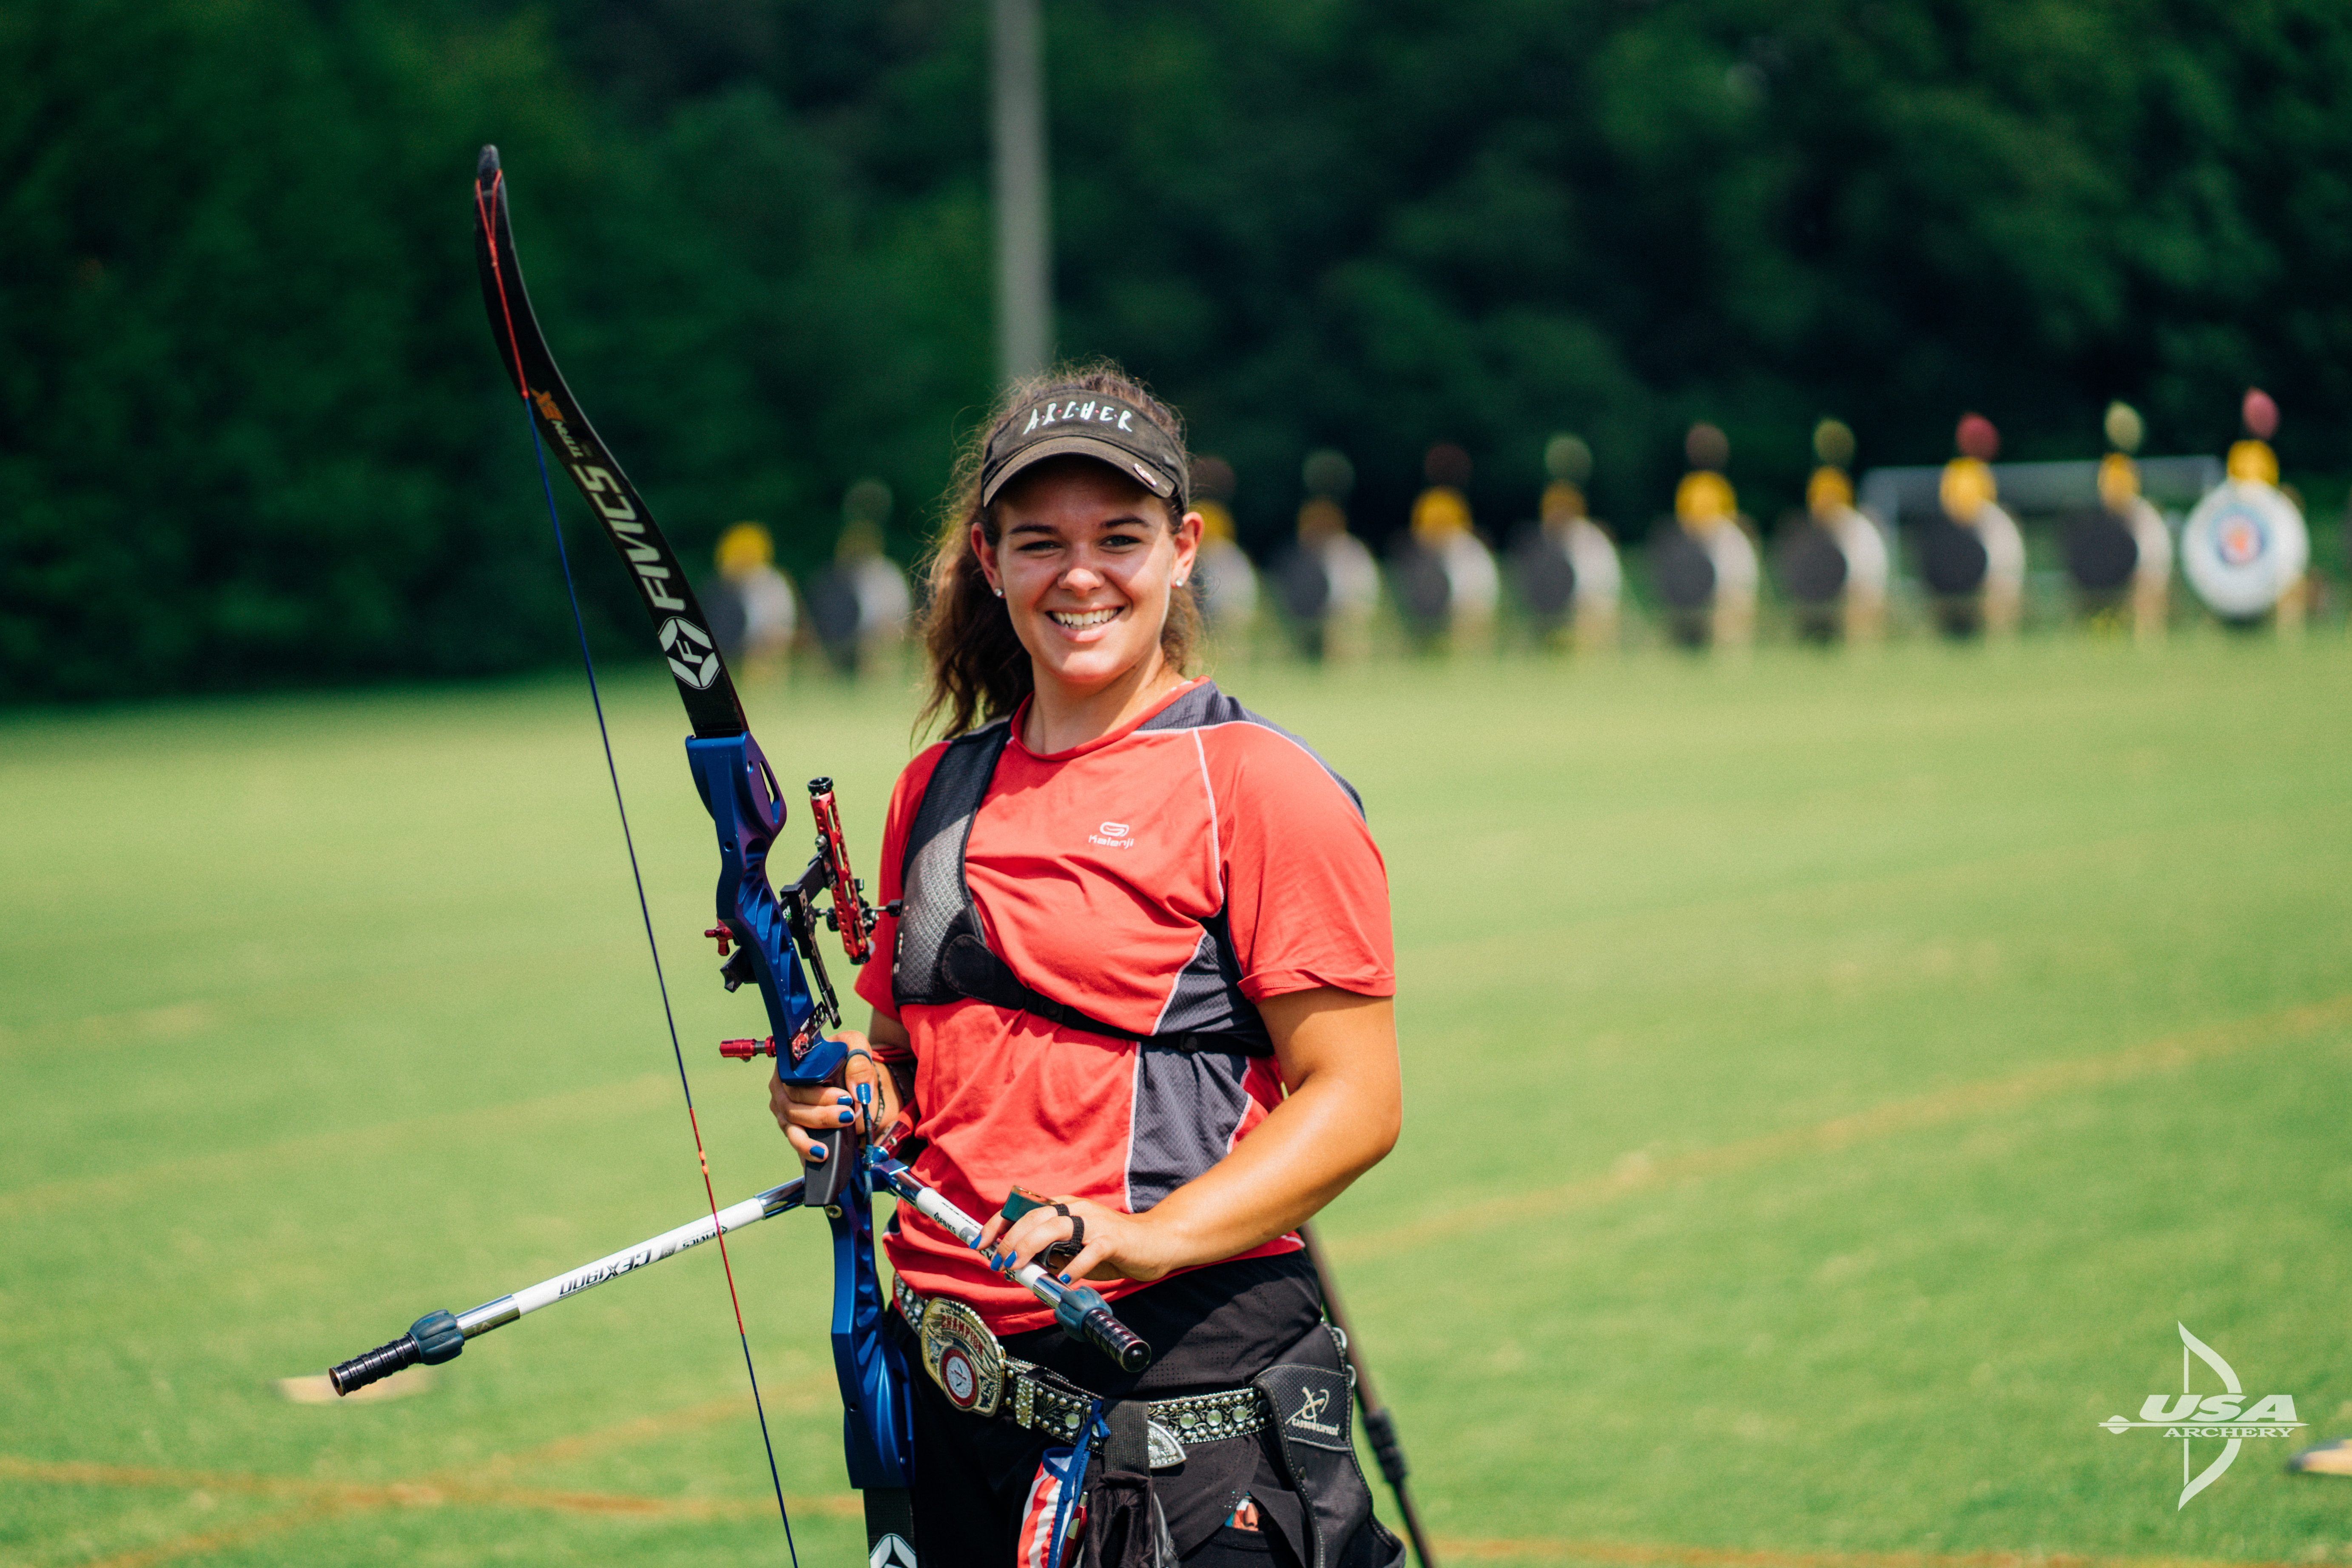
[5,632,2350,1568]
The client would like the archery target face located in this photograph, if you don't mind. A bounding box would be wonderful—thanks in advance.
[1277,547,1333,621]
[1920,516,1991,597]
[1514,529,1577,618]
[1774,521,1849,606]
[2182,483,2308,619]
[1651,529,1717,609]
[2218,514,2263,566]
[1392,543,1452,625]
[2062,509,2139,593]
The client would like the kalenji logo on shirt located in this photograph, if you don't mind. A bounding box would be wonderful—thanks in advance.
[1088,821,1136,849]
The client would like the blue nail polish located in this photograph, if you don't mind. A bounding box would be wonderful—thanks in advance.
[807,1145,827,1161]
[1059,1273,1072,1284]
[838,1108,855,1124]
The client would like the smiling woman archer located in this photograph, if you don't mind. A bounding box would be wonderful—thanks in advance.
[771,366,1405,1568]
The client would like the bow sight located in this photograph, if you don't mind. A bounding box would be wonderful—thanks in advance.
[708,779,902,1089]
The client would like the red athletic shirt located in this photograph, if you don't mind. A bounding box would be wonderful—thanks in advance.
[855,678,1393,1332]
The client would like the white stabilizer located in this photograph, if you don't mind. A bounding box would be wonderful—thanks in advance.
[509,1192,777,1318]
[885,1167,1068,1311]
[907,1186,982,1247]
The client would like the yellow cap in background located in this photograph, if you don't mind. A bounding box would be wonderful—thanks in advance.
[2226,439,2279,487]
[1939,457,1996,521]
[2097,452,2141,510]
[1676,470,1735,527]
[1806,466,1853,517]
[1411,485,1472,541]
[717,521,776,575]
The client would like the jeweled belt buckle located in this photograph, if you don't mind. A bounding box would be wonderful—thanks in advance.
[919,1296,1007,1417]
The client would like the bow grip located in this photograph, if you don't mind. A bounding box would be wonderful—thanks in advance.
[780,1031,853,1206]
[775,1032,847,1087]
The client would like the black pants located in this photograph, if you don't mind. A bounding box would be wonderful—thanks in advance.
[900,1332,1300,1568]
[896,1254,1324,1568]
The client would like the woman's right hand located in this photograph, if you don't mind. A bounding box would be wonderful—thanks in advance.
[976,1192,1186,1286]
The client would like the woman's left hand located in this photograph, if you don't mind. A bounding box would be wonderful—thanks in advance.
[768,1026,906,1163]
[975,1195,1179,1286]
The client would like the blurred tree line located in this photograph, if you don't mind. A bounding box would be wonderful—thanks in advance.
[6,0,2349,699]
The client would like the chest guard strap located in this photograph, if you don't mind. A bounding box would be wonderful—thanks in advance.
[891,719,1273,1057]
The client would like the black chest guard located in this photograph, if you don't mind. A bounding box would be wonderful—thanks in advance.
[890,712,1272,1057]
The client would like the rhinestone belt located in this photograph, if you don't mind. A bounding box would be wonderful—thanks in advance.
[894,1276,1269,1448]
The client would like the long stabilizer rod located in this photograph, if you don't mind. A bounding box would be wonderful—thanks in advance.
[1300,1222,1438,1568]
[328,1176,807,1395]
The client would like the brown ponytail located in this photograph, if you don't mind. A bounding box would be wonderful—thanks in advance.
[916,363,1202,740]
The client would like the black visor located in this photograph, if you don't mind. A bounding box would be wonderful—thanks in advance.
[980,393,1188,509]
